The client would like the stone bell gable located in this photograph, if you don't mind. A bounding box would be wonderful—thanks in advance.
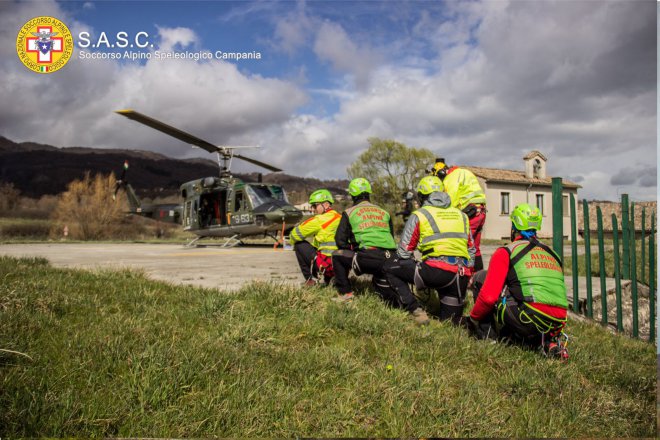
[523,150,548,179]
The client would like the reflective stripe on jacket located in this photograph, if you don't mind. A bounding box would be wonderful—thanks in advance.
[289,209,341,255]
[443,167,486,210]
[413,206,470,260]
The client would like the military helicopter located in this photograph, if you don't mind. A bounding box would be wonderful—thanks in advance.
[114,109,303,247]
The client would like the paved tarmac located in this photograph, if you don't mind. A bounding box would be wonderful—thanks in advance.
[0,242,607,297]
[0,243,305,291]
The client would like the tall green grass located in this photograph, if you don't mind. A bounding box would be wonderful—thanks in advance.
[0,218,52,239]
[565,241,656,286]
[0,256,655,437]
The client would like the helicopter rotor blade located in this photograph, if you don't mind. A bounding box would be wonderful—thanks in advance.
[116,109,218,153]
[234,154,282,172]
[115,109,282,173]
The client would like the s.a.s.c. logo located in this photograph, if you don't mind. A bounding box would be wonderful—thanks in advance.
[16,16,73,74]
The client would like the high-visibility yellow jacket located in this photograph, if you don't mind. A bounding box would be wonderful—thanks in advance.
[289,209,341,255]
[414,206,470,259]
[443,167,486,210]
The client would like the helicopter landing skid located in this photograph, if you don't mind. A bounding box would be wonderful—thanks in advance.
[185,234,244,248]
[185,236,203,248]
[221,234,243,248]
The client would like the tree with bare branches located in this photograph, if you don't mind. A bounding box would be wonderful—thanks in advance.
[51,173,125,240]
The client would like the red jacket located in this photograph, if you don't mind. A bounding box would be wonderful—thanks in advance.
[470,239,567,321]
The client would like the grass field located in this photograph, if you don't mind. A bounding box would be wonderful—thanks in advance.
[0,256,656,437]
[565,241,656,286]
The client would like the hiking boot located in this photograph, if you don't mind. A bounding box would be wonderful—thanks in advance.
[546,342,569,361]
[411,307,430,326]
[303,279,317,287]
[332,292,354,303]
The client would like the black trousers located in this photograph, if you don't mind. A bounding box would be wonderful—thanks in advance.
[294,242,321,280]
[473,255,484,272]
[383,259,468,322]
[332,249,399,306]
[470,270,560,346]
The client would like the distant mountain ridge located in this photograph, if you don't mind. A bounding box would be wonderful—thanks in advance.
[0,136,348,201]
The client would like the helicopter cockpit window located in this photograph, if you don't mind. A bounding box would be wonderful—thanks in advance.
[268,185,289,202]
[245,185,276,208]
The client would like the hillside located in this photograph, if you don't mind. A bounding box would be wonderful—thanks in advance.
[0,136,348,201]
[0,256,655,437]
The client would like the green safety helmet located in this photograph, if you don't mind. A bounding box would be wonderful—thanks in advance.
[309,189,334,205]
[416,175,444,195]
[510,203,542,231]
[347,178,372,196]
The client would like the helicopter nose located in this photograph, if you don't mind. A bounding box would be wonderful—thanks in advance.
[286,209,303,223]
[264,209,287,222]
[264,208,302,224]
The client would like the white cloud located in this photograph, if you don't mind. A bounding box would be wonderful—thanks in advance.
[271,3,315,55]
[155,26,198,52]
[0,0,655,202]
[0,0,64,57]
[313,21,381,90]
[283,0,655,201]
[0,2,307,165]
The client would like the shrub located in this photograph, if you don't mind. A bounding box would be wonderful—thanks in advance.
[6,195,59,220]
[50,173,124,240]
[0,182,20,211]
[0,222,51,239]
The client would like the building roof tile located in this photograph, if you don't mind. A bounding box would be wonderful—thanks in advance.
[523,150,548,161]
[463,165,581,189]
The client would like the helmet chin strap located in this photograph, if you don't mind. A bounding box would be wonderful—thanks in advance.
[511,226,537,241]
[520,229,537,239]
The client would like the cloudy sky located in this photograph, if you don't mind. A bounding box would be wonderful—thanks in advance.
[1,0,656,201]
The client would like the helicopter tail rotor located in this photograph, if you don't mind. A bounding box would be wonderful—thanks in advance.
[112,161,142,211]
[113,160,129,201]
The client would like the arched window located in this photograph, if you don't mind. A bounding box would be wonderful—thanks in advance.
[533,159,542,178]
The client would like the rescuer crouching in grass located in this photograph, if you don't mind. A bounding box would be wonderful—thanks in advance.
[467,203,569,360]
[383,176,475,326]
[331,178,399,305]
[289,189,341,286]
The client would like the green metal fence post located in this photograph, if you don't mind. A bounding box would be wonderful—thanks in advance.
[630,211,638,339]
[612,215,623,332]
[630,202,639,335]
[570,194,578,312]
[583,200,593,318]
[551,178,564,263]
[621,194,630,279]
[597,207,607,326]
[630,202,636,282]
[649,213,655,343]
[641,207,646,285]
